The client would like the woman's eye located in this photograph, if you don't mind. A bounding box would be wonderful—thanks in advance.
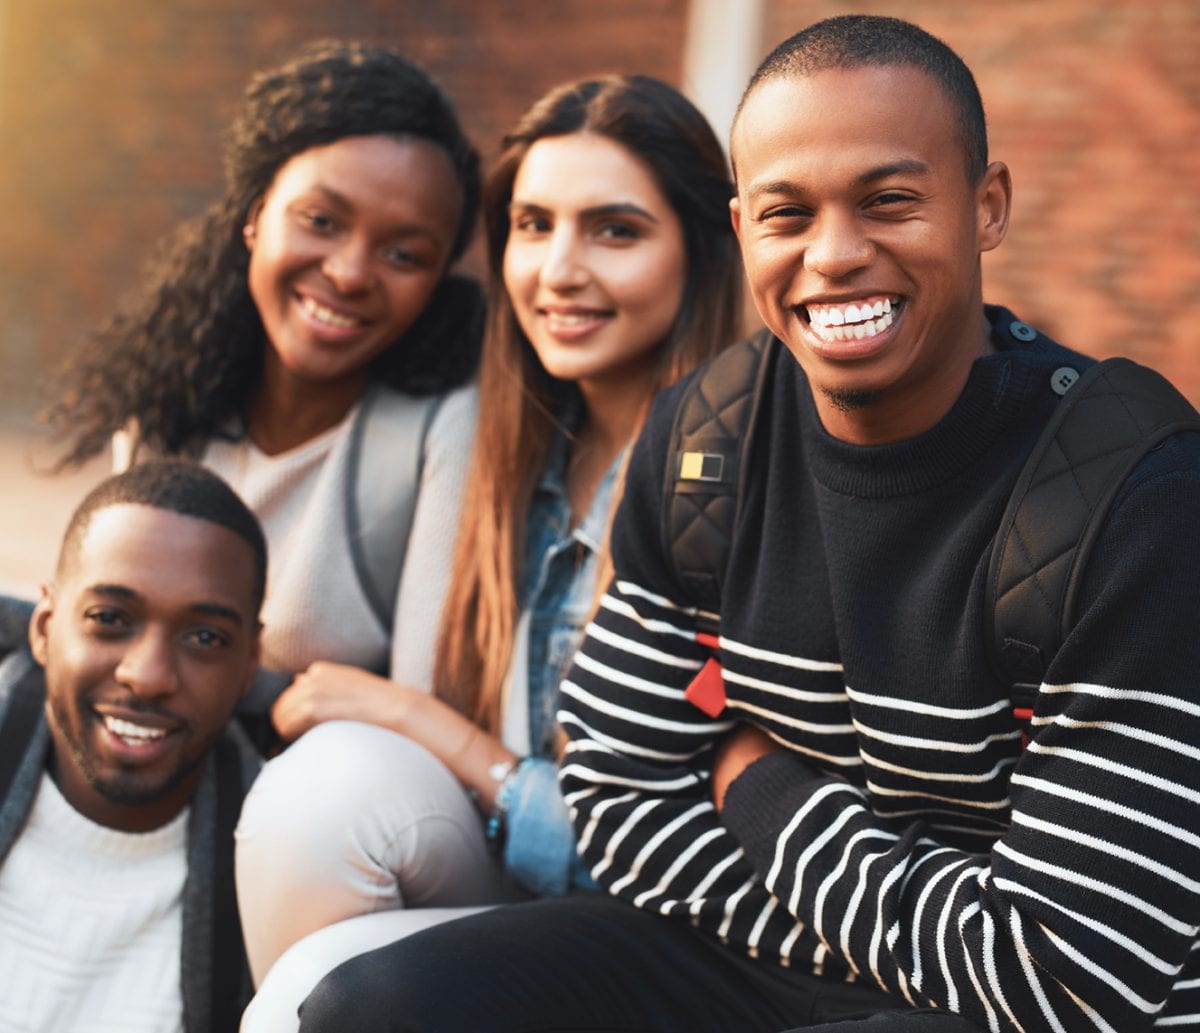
[513,215,551,235]
[300,210,336,232]
[383,246,422,268]
[596,222,638,242]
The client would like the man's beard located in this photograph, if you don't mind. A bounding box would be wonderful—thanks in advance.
[823,387,881,413]
[49,693,209,807]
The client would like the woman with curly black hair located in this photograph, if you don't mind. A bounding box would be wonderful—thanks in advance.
[45,40,484,685]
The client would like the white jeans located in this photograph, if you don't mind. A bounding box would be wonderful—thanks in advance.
[235,720,512,1011]
[239,906,494,1033]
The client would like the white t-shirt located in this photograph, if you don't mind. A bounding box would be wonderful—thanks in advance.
[0,773,188,1032]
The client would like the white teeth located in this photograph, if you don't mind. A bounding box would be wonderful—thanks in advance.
[545,311,605,327]
[812,308,895,344]
[807,297,897,339]
[103,715,167,742]
[301,296,360,329]
[808,298,894,329]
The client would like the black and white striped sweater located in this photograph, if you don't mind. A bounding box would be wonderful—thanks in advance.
[558,310,1200,1032]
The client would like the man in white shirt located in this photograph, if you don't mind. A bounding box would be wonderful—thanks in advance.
[0,459,265,1033]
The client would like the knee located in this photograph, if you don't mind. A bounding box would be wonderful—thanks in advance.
[298,949,414,1032]
[296,919,512,1032]
[237,721,452,844]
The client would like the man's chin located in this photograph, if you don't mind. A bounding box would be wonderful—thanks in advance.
[822,387,881,413]
[88,750,205,809]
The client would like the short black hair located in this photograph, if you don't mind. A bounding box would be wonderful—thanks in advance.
[58,460,267,609]
[740,15,988,182]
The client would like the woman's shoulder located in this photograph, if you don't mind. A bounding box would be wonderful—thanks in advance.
[388,381,479,456]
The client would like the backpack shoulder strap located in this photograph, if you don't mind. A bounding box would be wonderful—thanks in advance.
[0,655,50,867]
[181,732,253,1033]
[0,657,46,813]
[346,385,446,631]
[663,331,774,635]
[987,357,1200,709]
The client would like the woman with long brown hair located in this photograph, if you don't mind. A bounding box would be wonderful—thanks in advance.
[236,72,742,1029]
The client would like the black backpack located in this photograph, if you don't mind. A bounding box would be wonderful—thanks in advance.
[664,324,1200,724]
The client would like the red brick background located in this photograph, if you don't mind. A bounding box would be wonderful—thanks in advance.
[1,0,1196,420]
[0,0,688,417]
[767,1,1200,402]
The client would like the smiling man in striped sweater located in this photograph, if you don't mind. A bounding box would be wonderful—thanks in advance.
[296,16,1200,1033]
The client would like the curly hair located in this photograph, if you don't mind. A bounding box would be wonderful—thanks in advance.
[46,40,484,467]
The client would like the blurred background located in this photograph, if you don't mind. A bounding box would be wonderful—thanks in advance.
[1,0,1197,595]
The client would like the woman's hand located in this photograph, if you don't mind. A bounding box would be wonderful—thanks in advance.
[270,661,410,742]
[711,723,781,814]
[269,661,518,809]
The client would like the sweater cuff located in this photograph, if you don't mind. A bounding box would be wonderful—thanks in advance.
[722,751,827,862]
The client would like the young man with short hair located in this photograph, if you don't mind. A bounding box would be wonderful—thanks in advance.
[0,460,265,1033]
[296,17,1200,1032]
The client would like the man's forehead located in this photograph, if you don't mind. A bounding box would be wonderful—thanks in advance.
[731,65,956,182]
[58,503,256,614]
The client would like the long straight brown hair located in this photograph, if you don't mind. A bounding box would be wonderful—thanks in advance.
[433,75,742,732]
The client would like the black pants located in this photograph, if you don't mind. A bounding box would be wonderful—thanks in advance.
[298,895,981,1033]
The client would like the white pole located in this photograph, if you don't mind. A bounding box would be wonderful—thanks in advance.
[681,0,767,153]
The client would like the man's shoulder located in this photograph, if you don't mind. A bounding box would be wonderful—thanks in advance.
[643,330,784,442]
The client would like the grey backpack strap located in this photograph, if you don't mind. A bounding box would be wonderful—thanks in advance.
[987,357,1200,709]
[0,658,45,816]
[346,386,446,631]
[181,733,254,1033]
[664,331,774,634]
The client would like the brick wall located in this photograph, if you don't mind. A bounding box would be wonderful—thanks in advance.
[1,0,1196,419]
[764,1,1200,402]
[0,0,688,417]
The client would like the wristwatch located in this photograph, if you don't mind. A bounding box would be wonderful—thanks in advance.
[488,759,516,785]
[485,757,525,855]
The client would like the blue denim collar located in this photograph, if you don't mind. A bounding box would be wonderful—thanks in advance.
[534,421,625,553]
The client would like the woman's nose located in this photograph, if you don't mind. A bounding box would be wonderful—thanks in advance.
[538,229,589,291]
[322,238,375,294]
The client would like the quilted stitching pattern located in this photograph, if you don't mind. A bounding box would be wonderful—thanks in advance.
[669,339,766,607]
[994,360,1200,670]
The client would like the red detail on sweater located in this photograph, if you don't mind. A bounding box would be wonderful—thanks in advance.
[1013,707,1033,751]
[685,657,726,717]
[696,632,719,650]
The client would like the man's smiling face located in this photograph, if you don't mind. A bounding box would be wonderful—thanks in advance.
[30,503,260,832]
[730,64,1011,444]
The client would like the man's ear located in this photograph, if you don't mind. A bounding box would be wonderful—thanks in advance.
[729,196,744,245]
[28,584,54,666]
[977,160,1012,254]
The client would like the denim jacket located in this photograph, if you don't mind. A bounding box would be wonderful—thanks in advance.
[502,428,621,895]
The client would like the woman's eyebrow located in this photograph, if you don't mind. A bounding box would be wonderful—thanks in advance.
[508,200,658,223]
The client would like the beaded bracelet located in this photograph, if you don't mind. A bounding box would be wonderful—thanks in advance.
[485,758,526,856]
